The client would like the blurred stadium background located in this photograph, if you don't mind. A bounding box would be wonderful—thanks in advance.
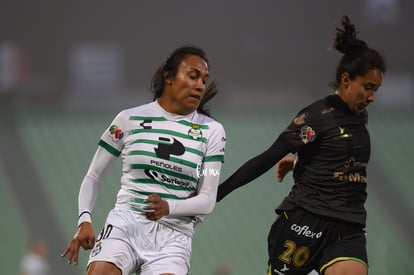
[1,1,413,274]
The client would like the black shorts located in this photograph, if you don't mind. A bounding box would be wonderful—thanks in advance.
[267,208,368,275]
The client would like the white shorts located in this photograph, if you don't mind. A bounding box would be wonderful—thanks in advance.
[88,208,192,275]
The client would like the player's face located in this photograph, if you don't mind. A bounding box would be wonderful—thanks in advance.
[341,69,383,113]
[160,55,209,115]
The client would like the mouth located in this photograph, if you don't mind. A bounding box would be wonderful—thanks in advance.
[357,103,368,112]
[189,94,201,100]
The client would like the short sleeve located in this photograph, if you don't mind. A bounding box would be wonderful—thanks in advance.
[204,122,226,163]
[98,111,127,157]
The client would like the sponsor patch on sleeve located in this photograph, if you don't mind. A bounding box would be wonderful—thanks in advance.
[300,126,316,144]
[109,125,124,142]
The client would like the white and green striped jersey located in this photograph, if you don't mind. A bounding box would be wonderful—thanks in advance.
[99,101,226,235]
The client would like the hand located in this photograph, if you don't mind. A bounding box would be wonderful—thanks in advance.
[144,194,169,220]
[61,222,95,265]
[276,155,296,182]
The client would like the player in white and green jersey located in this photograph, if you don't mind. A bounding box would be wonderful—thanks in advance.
[62,45,226,275]
[97,100,225,236]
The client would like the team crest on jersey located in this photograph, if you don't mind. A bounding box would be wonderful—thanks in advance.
[300,126,316,144]
[91,241,102,257]
[109,125,124,142]
[188,124,203,140]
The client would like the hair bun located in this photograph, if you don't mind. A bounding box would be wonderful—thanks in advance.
[333,15,368,55]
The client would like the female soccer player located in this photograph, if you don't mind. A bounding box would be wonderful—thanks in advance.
[62,45,226,275]
[217,15,386,275]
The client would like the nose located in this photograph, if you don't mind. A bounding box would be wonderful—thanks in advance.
[196,86,203,92]
[195,79,205,93]
[367,91,375,103]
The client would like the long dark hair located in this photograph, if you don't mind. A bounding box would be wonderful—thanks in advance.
[329,15,387,90]
[150,45,218,117]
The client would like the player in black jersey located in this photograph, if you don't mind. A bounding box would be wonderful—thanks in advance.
[217,15,386,275]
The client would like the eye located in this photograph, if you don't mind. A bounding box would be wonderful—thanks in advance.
[364,84,375,91]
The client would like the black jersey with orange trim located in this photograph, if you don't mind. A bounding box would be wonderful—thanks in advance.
[277,94,369,226]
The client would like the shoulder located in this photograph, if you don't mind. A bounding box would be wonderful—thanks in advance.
[286,96,338,136]
[116,102,155,117]
[301,96,332,113]
[194,112,225,132]
[123,102,155,114]
[291,97,331,123]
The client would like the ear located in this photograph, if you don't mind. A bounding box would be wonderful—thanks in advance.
[163,71,172,85]
[341,73,350,89]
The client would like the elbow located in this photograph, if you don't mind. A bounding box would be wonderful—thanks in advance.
[204,203,215,215]
[200,197,216,215]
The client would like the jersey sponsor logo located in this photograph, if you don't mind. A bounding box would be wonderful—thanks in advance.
[300,126,316,144]
[291,224,322,239]
[188,124,203,140]
[344,157,367,168]
[321,107,335,115]
[139,119,152,129]
[334,127,352,139]
[154,137,185,160]
[108,125,124,142]
[293,112,307,125]
[220,136,226,153]
[144,169,192,187]
[333,171,367,183]
[333,157,368,183]
[150,159,182,173]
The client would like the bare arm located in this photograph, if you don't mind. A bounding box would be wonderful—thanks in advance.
[275,155,296,182]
